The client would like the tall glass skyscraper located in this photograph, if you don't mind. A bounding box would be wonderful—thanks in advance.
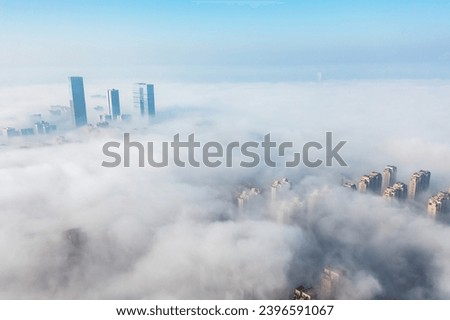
[69,76,88,127]
[107,89,121,119]
[133,83,155,117]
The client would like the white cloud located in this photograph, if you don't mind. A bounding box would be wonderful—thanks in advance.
[0,79,450,298]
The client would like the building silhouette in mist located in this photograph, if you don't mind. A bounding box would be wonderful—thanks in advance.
[319,267,345,299]
[382,165,397,192]
[343,182,357,190]
[34,121,56,134]
[408,170,431,200]
[358,172,382,194]
[428,190,450,216]
[290,266,345,300]
[271,178,289,201]
[2,127,20,137]
[237,187,261,210]
[107,89,121,119]
[383,182,408,200]
[20,128,34,136]
[69,76,88,127]
[134,83,155,117]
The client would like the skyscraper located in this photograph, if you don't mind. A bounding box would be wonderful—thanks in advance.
[408,170,431,200]
[134,83,155,117]
[107,89,121,119]
[382,165,397,192]
[69,76,87,127]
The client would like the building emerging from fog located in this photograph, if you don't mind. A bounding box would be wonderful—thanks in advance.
[382,165,397,192]
[319,267,345,299]
[358,172,382,194]
[34,121,56,134]
[69,76,88,127]
[271,178,290,201]
[107,89,121,119]
[290,267,345,300]
[237,187,261,210]
[291,286,316,300]
[64,228,87,265]
[2,127,20,137]
[408,170,431,200]
[134,83,155,118]
[427,190,450,216]
[343,182,357,190]
[383,182,408,201]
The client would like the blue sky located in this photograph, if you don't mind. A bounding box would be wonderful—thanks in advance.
[1,0,450,83]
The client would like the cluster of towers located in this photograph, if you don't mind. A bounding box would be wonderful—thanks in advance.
[347,165,431,201]
[345,165,450,216]
[2,77,158,137]
[69,76,156,128]
[237,178,291,210]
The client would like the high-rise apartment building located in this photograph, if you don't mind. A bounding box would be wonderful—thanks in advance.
[69,76,88,127]
[133,83,155,117]
[358,172,382,194]
[382,165,397,192]
[428,190,450,216]
[408,170,431,200]
[383,182,408,200]
[107,89,121,119]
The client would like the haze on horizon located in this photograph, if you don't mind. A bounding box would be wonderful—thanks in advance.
[0,0,450,84]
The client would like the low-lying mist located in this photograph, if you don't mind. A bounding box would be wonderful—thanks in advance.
[1,80,449,299]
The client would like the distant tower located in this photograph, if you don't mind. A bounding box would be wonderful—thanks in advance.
[134,83,155,118]
[107,89,121,119]
[68,76,88,127]
[358,172,382,194]
[382,165,397,192]
[408,170,431,200]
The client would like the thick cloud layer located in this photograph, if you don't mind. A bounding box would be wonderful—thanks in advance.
[0,80,449,299]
